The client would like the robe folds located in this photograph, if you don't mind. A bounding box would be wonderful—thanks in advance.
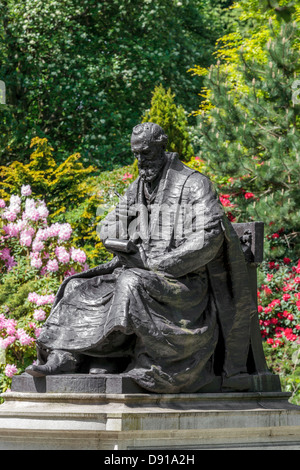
[37,153,256,393]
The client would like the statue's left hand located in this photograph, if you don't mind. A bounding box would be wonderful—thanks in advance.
[116,245,149,270]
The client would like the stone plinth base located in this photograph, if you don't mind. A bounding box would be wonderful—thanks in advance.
[0,391,300,450]
[11,371,282,394]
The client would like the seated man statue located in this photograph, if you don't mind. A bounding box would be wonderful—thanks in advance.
[26,122,257,393]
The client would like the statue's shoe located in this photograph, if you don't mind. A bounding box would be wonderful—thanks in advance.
[89,367,111,374]
[25,351,78,377]
[89,358,119,375]
[25,364,54,377]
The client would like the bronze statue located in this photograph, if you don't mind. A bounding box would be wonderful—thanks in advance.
[25,123,266,393]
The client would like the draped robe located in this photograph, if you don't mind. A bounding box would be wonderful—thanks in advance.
[37,153,255,393]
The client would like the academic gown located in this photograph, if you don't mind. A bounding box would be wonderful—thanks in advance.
[37,153,255,393]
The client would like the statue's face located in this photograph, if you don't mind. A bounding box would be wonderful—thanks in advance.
[131,139,165,183]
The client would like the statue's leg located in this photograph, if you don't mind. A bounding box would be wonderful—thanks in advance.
[25,347,81,377]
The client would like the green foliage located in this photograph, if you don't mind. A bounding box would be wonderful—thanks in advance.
[264,342,300,405]
[0,137,105,264]
[0,0,230,169]
[190,4,300,254]
[142,85,194,161]
[257,258,300,404]
[0,187,92,393]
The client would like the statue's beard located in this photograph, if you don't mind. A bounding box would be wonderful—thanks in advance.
[139,167,159,183]
[139,155,166,183]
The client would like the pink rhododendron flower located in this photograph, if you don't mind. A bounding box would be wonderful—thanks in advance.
[58,223,72,241]
[49,223,61,237]
[64,267,77,278]
[32,240,44,252]
[0,199,6,208]
[2,223,20,237]
[71,247,86,264]
[0,248,11,260]
[33,309,47,321]
[46,259,59,272]
[28,292,40,304]
[24,199,40,221]
[28,293,55,305]
[21,185,32,196]
[15,328,33,346]
[9,195,21,214]
[0,314,6,330]
[2,210,17,222]
[44,294,55,304]
[5,255,17,271]
[5,319,17,335]
[3,336,16,347]
[20,230,33,247]
[36,204,49,219]
[55,246,70,263]
[30,255,43,269]
[34,327,41,338]
[4,364,18,378]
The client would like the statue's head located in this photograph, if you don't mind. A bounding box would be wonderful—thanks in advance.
[131,123,168,183]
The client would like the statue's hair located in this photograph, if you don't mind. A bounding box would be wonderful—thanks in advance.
[131,122,168,149]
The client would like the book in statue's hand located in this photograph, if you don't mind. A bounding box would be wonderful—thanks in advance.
[104,238,138,254]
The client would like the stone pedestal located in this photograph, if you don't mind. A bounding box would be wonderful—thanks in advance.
[0,391,300,450]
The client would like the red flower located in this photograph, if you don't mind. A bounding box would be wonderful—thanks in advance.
[282,294,291,302]
[269,299,280,307]
[227,212,236,222]
[263,287,272,296]
[271,233,279,239]
[220,195,235,207]
[257,305,263,313]
[244,192,255,199]
[122,172,133,181]
[269,261,275,269]
[283,257,291,264]
[284,328,297,342]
